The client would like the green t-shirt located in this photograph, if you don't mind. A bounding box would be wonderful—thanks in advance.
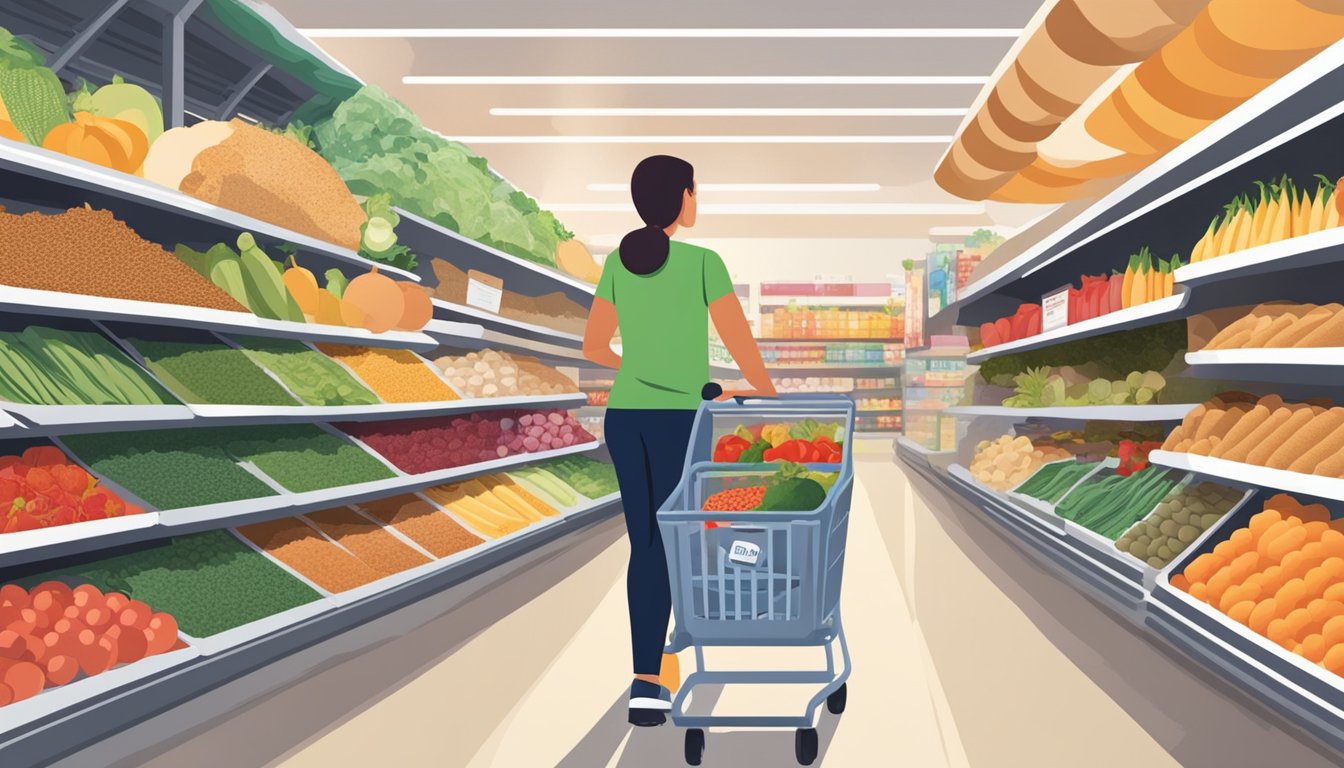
[596,241,734,410]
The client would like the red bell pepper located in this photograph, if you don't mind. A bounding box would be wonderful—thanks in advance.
[764,439,812,463]
[980,322,1001,347]
[995,317,1013,343]
[714,434,751,463]
[1023,304,1042,336]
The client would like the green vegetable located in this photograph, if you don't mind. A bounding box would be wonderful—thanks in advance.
[0,27,45,69]
[739,439,771,463]
[757,477,827,511]
[236,233,304,322]
[1055,466,1178,540]
[1015,460,1097,504]
[524,455,619,499]
[324,268,349,299]
[69,74,163,144]
[0,326,176,405]
[979,320,1186,385]
[788,418,840,442]
[510,465,579,507]
[0,64,70,145]
[220,424,395,493]
[231,335,379,406]
[358,193,418,270]
[33,530,321,637]
[129,338,299,406]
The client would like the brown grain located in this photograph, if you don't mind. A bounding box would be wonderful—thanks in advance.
[304,507,431,574]
[358,494,483,558]
[0,207,247,311]
[235,518,382,593]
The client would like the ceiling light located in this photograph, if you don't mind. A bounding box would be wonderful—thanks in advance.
[405,75,989,86]
[541,203,985,215]
[587,183,881,192]
[448,135,953,144]
[303,28,1022,39]
[491,107,969,117]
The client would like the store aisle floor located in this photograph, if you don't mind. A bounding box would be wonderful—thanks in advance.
[74,456,1341,768]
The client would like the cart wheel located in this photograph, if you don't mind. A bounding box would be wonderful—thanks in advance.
[685,729,705,765]
[795,728,818,765]
[826,683,847,714]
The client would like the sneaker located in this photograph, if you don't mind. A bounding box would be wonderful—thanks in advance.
[628,679,672,727]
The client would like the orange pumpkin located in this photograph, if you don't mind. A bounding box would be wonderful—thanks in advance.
[0,120,22,143]
[343,266,404,334]
[41,112,148,175]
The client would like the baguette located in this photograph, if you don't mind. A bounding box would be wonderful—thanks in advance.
[1192,408,1232,442]
[1206,315,1260,349]
[1209,404,1272,458]
[1220,407,1292,463]
[1287,409,1344,473]
[1189,438,1215,455]
[1179,404,1207,434]
[1245,314,1300,347]
[1163,425,1187,451]
[1244,406,1319,466]
[1263,308,1333,348]
[1312,449,1344,478]
[1295,309,1344,347]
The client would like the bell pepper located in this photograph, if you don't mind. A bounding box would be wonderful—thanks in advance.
[981,322,1002,347]
[714,434,751,463]
[764,439,812,463]
[995,317,1013,343]
[761,424,792,448]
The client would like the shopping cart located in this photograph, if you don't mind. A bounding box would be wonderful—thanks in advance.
[658,394,855,765]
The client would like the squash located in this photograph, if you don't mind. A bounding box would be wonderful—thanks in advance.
[314,288,344,326]
[342,266,404,333]
[555,239,602,283]
[0,119,21,143]
[395,282,433,331]
[42,112,148,174]
[282,256,320,316]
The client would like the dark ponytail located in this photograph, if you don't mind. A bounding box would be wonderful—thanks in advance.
[619,155,695,275]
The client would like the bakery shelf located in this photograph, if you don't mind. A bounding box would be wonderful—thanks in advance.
[0,285,438,353]
[1184,347,1344,384]
[395,208,595,302]
[944,404,1195,421]
[966,290,1188,363]
[0,139,416,282]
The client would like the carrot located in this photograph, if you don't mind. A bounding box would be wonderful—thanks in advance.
[1249,181,1271,246]
[1326,644,1344,675]
[1273,183,1294,242]
[1120,254,1136,308]
[1184,552,1227,584]
[1296,188,1313,237]
[1250,599,1279,634]
[1228,600,1257,625]
[1309,184,1327,233]
[1233,205,1255,253]
[1303,634,1328,662]
[1191,217,1217,262]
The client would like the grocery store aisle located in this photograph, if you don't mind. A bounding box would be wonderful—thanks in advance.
[69,456,1341,768]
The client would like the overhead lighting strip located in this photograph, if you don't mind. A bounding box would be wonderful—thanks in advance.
[405,75,989,86]
[491,107,969,117]
[302,28,1022,39]
[448,135,954,144]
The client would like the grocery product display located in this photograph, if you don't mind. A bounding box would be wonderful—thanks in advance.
[232,336,380,406]
[969,435,1073,491]
[1190,175,1341,264]
[0,325,176,406]
[356,494,484,558]
[431,259,590,335]
[1200,303,1344,349]
[127,337,299,406]
[1160,394,1344,476]
[1116,481,1243,569]
[0,445,144,534]
[220,425,397,493]
[316,344,459,403]
[1013,459,1099,505]
[433,348,578,398]
[524,455,619,499]
[235,517,384,594]
[699,465,838,513]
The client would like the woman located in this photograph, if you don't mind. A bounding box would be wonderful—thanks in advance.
[583,155,776,726]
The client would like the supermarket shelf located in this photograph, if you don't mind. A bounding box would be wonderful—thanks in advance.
[951,40,1344,325]
[186,393,586,425]
[428,319,588,363]
[756,337,902,344]
[1150,450,1344,502]
[394,208,595,302]
[0,139,416,282]
[966,290,1188,363]
[575,405,607,418]
[0,403,196,434]
[1174,228,1344,288]
[0,285,438,353]
[758,295,892,307]
[855,408,903,415]
[944,404,1195,421]
[430,299,583,348]
[0,493,622,765]
[4,442,602,569]
[764,364,900,375]
[1185,347,1344,384]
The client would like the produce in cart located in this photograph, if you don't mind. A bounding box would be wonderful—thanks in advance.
[0,445,144,534]
[713,419,843,464]
[701,463,838,513]
[1171,494,1344,674]
[0,581,182,708]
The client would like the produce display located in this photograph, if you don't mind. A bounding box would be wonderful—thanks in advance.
[0,582,180,708]
[422,476,559,539]
[339,410,596,475]
[1201,303,1344,350]
[0,33,71,147]
[235,518,383,594]
[433,348,578,398]
[700,464,838,513]
[1171,494,1344,673]
[1001,366,1169,408]
[312,86,594,277]
[1162,393,1344,478]
[586,391,609,406]
[525,455,619,499]
[357,193,420,271]
[1054,466,1180,539]
[1190,175,1341,264]
[145,118,366,250]
[316,344,459,403]
[357,495,484,559]
[303,507,430,574]
[431,259,590,335]
[1013,460,1098,504]
[175,236,304,323]
[127,337,298,406]
[712,420,844,464]
[220,425,396,493]
[60,429,279,511]
[508,465,580,508]
[969,435,1073,491]
[0,325,175,406]
[232,336,379,406]
[1115,481,1242,569]
[0,206,246,312]
[44,530,321,638]
[0,445,144,534]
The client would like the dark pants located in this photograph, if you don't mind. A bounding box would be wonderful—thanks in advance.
[605,408,697,676]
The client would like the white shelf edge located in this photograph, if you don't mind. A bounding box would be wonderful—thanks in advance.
[1185,347,1344,367]
[393,207,596,294]
[0,138,417,282]
[185,393,587,423]
[945,404,1195,421]
[1150,450,1344,502]
[1174,228,1344,287]
[967,290,1188,363]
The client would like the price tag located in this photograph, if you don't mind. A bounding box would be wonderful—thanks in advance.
[1042,286,1069,332]
[466,269,504,314]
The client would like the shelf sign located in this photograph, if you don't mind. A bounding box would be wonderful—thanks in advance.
[1042,286,1070,333]
[466,270,504,314]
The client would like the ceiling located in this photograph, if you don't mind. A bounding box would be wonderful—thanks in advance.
[265,0,1057,247]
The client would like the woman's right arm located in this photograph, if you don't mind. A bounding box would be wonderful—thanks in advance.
[710,292,776,399]
[582,296,623,369]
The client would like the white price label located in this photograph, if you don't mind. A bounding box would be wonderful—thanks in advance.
[728,540,761,566]
[466,276,503,314]
[1042,287,1069,332]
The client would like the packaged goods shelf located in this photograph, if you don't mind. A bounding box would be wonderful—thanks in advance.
[944,404,1195,421]
[756,337,903,343]
[396,208,595,302]
[0,492,622,765]
[0,285,439,353]
[3,441,602,569]
[430,299,584,348]
[853,430,903,439]
[758,295,892,307]
[951,41,1344,326]
[0,139,416,283]
[966,291,1188,363]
